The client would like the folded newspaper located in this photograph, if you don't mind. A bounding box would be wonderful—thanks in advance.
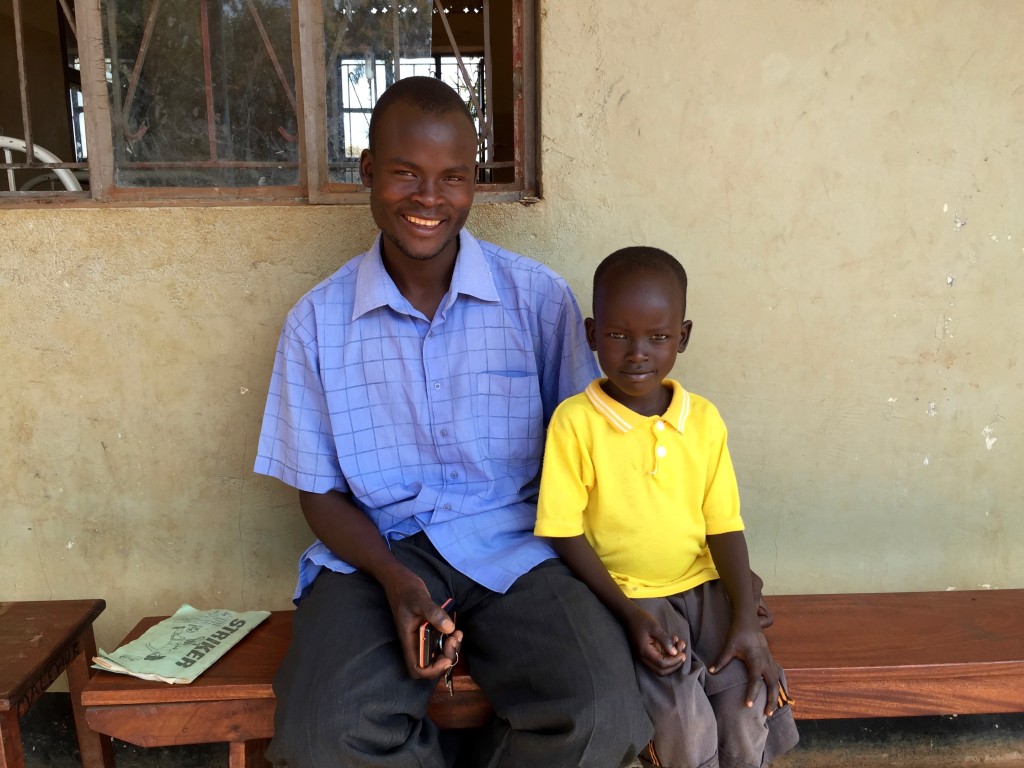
[92,604,271,684]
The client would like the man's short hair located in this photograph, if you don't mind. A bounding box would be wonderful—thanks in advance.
[593,246,689,310]
[368,76,476,152]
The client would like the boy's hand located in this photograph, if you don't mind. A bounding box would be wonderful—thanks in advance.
[709,622,780,716]
[625,605,686,676]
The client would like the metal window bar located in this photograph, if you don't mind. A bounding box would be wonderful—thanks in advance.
[430,0,529,194]
[57,0,78,37]
[433,0,490,161]
[57,6,87,163]
[12,0,34,164]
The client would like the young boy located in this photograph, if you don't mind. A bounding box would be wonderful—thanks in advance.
[535,246,798,768]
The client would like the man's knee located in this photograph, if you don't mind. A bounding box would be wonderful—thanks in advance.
[551,650,653,765]
[588,687,653,765]
[711,682,769,768]
[269,687,443,768]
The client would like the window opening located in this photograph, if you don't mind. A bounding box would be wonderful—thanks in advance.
[318,0,514,191]
[1,0,88,193]
[99,0,299,188]
[2,0,534,202]
[322,0,434,184]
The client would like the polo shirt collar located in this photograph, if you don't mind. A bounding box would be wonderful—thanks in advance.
[585,378,691,434]
[352,229,500,320]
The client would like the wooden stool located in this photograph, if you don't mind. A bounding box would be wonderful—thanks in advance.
[0,599,113,768]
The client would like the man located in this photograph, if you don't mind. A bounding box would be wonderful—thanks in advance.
[254,76,652,767]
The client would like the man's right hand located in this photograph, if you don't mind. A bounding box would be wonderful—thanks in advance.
[379,565,462,679]
[297,490,463,678]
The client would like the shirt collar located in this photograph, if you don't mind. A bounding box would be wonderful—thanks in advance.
[585,378,691,434]
[352,229,500,320]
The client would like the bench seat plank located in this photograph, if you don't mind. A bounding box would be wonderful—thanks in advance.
[766,590,1024,719]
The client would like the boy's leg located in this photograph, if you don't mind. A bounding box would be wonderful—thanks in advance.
[706,677,769,768]
[707,673,798,768]
[685,582,774,768]
[632,596,719,768]
[758,668,799,766]
[266,542,450,768]
[457,558,653,768]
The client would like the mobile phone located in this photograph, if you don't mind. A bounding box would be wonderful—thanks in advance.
[418,597,456,668]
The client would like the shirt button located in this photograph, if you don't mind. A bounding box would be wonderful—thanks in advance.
[443,503,452,510]
[450,471,458,479]
[655,421,665,431]
[433,382,441,390]
[656,446,667,458]
[440,429,449,438]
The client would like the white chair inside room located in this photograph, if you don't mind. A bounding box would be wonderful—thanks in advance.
[1,135,83,192]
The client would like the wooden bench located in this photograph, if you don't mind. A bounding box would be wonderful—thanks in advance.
[81,589,1024,767]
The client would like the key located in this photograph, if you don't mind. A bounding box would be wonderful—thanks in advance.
[444,665,455,698]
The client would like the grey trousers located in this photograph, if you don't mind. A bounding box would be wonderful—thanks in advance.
[266,533,653,768]
[634,582,799,768]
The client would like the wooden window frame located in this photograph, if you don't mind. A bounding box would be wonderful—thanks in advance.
[3,0,536,207]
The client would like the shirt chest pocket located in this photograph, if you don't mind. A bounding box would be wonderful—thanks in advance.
[473,373,543,463]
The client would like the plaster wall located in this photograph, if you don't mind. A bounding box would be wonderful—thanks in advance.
[1,1,1022,655]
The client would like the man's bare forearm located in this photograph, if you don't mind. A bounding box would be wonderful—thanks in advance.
[299,489,410,586]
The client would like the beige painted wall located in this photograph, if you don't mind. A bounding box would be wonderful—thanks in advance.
[2,1,1022,657]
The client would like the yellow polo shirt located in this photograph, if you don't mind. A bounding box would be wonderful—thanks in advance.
[535,378,743,598]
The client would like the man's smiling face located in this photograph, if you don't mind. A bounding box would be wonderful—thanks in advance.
[360,101,478,266]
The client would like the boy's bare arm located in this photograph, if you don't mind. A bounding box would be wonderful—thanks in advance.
[706,530,780,713]
[299,490,460,679]
[549,535,684,675]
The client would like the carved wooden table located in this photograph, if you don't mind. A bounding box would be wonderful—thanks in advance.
[0,599,112,768]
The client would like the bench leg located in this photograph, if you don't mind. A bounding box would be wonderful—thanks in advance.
[229,739,271,768]
[0,709,26,768]
[66,626,115,768]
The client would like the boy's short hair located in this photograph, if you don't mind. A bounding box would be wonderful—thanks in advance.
[593,246,688,311]
[368,76,475,152]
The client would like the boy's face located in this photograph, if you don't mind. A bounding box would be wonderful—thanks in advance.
[586,270,692,416]
[360,102,478,266]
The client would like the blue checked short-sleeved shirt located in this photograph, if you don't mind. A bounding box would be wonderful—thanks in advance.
[255,229,599,599]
